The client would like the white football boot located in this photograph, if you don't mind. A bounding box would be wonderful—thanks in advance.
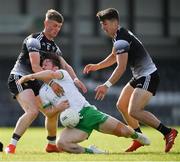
[88,145,108,154]
[136,132,151,145]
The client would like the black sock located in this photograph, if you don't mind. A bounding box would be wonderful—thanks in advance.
[47,136,56,141]
[157,123,171,136]
[134,127,142,133]
[12,133,21,141]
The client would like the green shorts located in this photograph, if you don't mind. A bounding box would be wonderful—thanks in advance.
[75,105,108,136]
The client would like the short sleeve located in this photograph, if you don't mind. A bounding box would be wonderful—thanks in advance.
[114,40,130,54]
[26,37,41,52]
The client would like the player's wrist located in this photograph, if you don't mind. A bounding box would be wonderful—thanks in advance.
[96,64,101,70]
[104,80,112,88]
[29,74,34,80]
[73,77,79,82]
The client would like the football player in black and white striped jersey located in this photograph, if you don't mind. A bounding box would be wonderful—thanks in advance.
[83,8,178,153]
[5,9,87,154]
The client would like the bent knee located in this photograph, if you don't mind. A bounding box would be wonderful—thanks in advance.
[27,109,39,118]
[116,101,128,113]
[56,138,68,151]
[56,140,64,151]
[128,108,138,118]
[113,123,131,137]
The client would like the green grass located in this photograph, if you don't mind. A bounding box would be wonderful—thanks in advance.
[0,127,180,162]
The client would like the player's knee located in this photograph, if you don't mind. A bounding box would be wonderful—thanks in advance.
[56,137,68,151]
[128,108,138,118]
[113,123,130,137]
[27,108,39,118]
[56,138,63,149]
[116,101,127,113]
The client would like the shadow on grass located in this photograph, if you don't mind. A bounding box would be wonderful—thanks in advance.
[107,151,180,155]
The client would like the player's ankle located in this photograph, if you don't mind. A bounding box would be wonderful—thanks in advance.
[84,147,94,154]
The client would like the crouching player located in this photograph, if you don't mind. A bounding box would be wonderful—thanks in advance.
[18,55,150,153]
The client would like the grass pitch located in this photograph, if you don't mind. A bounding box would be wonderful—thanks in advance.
[0,127,179,162]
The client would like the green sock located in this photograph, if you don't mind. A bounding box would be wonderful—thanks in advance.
[131,131,138,139]
[84,148,94,154]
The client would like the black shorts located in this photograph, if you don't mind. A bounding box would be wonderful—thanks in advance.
[8,74,41,99]
[129,70,160,96]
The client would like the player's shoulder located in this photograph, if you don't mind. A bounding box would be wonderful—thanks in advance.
[56,69,71,80]
[56,69,69,75]
[24,32,42,42]
[31,32,43,39]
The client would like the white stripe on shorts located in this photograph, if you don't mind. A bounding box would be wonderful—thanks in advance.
[143,75,151,90]
[14,75,23,93]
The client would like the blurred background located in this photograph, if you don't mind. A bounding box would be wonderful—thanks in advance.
[0,0,180,126]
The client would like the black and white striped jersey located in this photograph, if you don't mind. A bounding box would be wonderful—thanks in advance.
[113,27,157,78]
[11,32,62,76]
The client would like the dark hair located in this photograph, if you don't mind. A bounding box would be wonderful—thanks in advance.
[41,53,61,68]
[46,9,64,23]
[96,8,119,22]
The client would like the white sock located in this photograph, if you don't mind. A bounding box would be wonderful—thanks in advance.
[10,138,18,146]
[48,140,56,145]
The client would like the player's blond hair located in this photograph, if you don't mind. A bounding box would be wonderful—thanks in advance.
[45,9,64,23]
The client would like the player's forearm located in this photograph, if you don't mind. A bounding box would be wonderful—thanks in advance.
[97,53,116,69]
[30,70,60,82]
[42,107,60,118]
[60,56,78,80]
[108,65,125,85]
[105,53,127,86]
[64,64,78,80]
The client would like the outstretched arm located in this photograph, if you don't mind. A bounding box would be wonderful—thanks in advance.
[18,70,63,84]
[106,51,128,85]
[83,51,116,74]
[95,53,128,100]
[95,40,129,100]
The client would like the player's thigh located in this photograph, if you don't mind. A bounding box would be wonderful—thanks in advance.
[129,88,152,111]
[59,128,88,143]
[16,89,38,112]
[117,83,134,108]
